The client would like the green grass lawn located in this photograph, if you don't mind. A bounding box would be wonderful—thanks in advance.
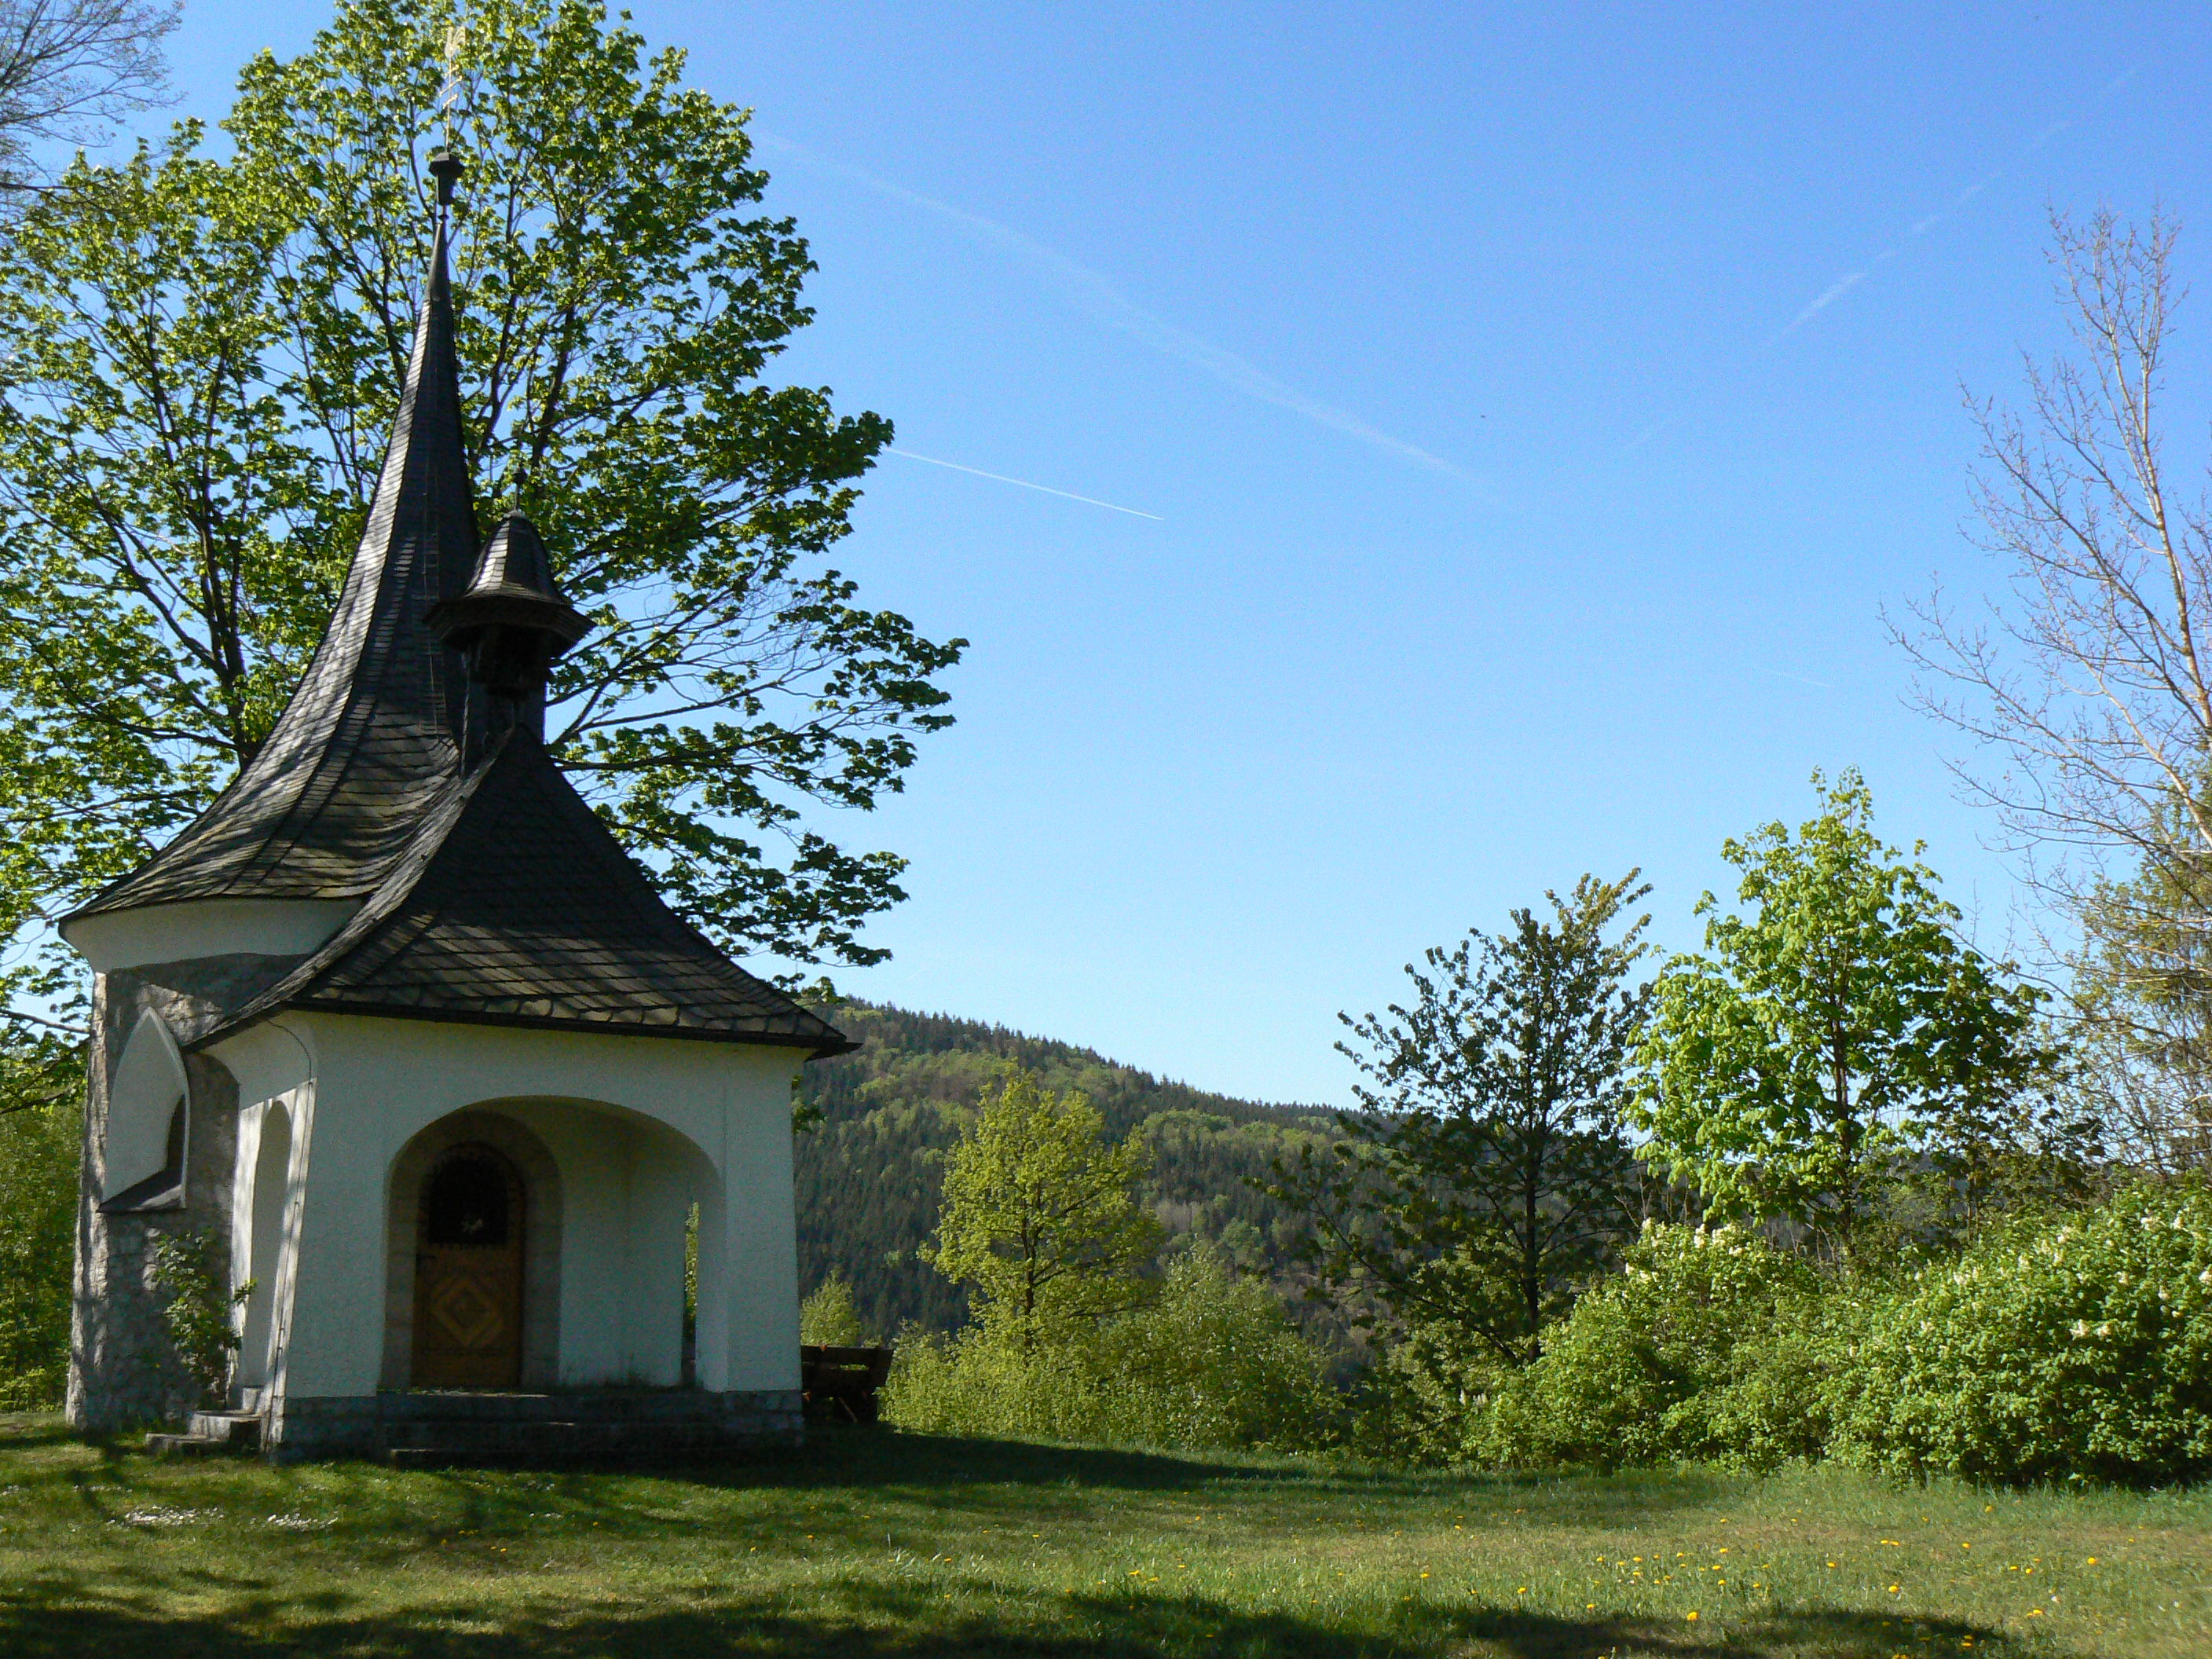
[0,1415,2203,1657]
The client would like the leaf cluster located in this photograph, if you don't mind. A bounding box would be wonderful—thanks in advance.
[1632,771,2074,1260]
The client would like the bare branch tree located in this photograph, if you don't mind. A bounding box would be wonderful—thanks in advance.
[1890,207,2212,1173]
[0,0,174,195]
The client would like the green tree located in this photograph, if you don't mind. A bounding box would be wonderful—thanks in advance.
[0,0,961,1018]
[1632,772,2067,1261]
[1269,873,1653,1370]
[925,1068,1161,1350]
[0,1035,82,1408]
[798,1269,867,1347]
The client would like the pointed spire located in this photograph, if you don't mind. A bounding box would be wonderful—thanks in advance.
[70,148,853,1064]
[65,159,487,913]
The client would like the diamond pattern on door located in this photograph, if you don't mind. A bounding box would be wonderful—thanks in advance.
[412,1144,526,1389]
[430,1271,506,1349]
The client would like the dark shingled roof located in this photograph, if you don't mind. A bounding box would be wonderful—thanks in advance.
[226,731,845,1048]
[66,213,850,1059]
[72,225,485,914]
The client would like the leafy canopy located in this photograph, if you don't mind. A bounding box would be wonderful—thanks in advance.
[0,0,961,1009]
[925,1067,1162,1349]
[1269,872,1652,1368]
[1632,771,2060,1258]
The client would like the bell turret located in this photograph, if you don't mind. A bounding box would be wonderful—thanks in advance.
[425,511,590,729]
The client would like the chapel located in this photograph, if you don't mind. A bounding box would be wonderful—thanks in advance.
[59,155,849,1459]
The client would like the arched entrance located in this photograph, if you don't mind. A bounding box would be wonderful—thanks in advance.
[412,1144,526,1388]
[235,1104,291,1394]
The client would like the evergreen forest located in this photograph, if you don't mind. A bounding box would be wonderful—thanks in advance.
[793,1004,1335,1339]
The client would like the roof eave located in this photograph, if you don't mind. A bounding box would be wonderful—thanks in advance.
[188,996,856,1060]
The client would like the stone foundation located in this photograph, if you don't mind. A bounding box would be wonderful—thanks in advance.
[269,1388,804,1463]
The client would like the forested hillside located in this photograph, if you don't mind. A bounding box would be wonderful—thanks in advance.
[793,1004,1339,1339]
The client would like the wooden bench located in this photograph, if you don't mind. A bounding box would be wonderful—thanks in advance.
[800,1344,892,1423]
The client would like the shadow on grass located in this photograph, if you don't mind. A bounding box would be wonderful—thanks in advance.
[0,1573,2061,1659]
[0,1412,1741,1518]
[0,1418,1761,1574]
[604,1423,1746,1515]
[240,1425,1752,1563]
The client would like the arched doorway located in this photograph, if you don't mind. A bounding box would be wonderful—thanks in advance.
[412,1144,526,1388]
[235,1104,291,1394]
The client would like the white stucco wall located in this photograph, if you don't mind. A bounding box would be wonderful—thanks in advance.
[64,899,360,971]
[206,1013,806,1401]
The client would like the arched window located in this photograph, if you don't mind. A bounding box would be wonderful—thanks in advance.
[101,1009,188,1211]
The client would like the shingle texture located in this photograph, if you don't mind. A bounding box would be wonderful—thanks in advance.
[231,733,846,1048]
[64,217,848,1058]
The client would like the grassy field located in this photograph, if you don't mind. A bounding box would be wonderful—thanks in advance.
[0,1415,2202,1657]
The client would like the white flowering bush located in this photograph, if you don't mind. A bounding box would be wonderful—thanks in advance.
[1829,1179,2212,1485]
[1470,1221,1824,1472]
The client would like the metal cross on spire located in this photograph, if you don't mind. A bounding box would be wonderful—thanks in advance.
[436,23,466,140]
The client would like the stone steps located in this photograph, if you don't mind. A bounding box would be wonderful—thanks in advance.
[375,1407,764,1467]
[247,1389,800,1463]
[145,1411,263,1457]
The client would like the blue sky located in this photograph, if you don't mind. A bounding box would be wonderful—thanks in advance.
[161,2,2212,1103]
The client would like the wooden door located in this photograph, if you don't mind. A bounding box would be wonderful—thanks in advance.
[412,1146,526,1389]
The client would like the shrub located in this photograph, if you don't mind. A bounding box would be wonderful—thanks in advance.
[800,1271,868,1346]
[1470,1221,1824,1472]
[0,1094,80,1409]
[1096,1248,1338,1451]
[148,1228,250,1408]
[1829,1180,2212,1486]
[883,1249,1335,1454]
[881,1324,1107,1446]
[1353,1313,1507,1466]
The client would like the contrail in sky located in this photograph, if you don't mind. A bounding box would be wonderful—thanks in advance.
[1770,174,1995,344]
[1766,68,2138,349]
[1623,65,2141,453]
[760,134,1478,485]
[1756,665,1837,692]
[887,447,1164,520]
[1779,270,1868,335]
